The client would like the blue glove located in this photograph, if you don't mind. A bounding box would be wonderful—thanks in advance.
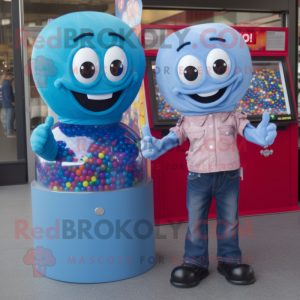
[244,112,277,147]
[141,125,179,160]
[30,116,58,161]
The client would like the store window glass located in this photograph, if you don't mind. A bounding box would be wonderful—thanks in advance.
[141,10,282,27]
[23,0,115,26]
[0,0,17,162]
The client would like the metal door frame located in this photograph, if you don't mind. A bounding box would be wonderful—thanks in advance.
[22,26,44,183]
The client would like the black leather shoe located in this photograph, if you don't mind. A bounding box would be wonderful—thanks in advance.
[170,263,209,288]
[217,262,255,285]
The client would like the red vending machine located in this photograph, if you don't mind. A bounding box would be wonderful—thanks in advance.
[141,25,299,224]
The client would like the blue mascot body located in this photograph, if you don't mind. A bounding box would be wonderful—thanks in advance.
[142,23,277,287]
[30,13,156,284]
[31,11,145,161]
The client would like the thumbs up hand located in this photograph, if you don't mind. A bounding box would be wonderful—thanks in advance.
[140,125,179,160]
[244,112,277,147]
[30,116,58,161]
[140,126,161,160]
[256,112,277,145]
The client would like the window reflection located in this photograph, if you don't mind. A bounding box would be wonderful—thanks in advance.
[23,0,115,27]
[141,10,282,27]
[0,0,17,162]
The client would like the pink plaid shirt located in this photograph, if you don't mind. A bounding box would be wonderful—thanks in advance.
[170,110,250,173]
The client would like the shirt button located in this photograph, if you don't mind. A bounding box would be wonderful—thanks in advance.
[209,125,212,128]
[209,145,214,149]
[209,114,212,117]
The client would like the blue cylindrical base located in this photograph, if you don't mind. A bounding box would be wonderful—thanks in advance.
[31,180,155,283]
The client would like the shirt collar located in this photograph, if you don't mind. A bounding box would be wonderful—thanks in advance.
[190,115,208,126]
[189,112,231,126]
[214,112,231,122]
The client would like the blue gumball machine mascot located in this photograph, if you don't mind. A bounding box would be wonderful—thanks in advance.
[30,12,155,283]
[141,23,277,287]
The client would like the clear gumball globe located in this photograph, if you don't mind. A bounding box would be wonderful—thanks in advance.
[35,122,148,192]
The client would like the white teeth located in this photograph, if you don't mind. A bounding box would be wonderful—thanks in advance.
[198,90,219,97]
[62,161,84,166]
[87,93,112,100]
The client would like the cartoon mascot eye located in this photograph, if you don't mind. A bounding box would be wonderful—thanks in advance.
[72,47,99,84]
[104,46,128,82]
[206,49,231,79]
[177,55,202,85]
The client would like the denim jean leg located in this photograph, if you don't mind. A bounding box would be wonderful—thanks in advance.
[213,170,242,264]
[5,108,13,134]
[183,173,213,268]
[1,108,7,130]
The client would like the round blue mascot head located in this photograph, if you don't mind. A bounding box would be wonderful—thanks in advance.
[156,23,252,115]
[31,12,145,125]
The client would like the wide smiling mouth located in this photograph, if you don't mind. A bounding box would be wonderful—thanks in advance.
[71,90,123,112]
[188,86,227,104]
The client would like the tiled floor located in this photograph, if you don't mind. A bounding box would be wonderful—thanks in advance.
[0,183,300,300]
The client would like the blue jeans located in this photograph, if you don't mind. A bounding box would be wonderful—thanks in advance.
[5,108,14,134]
[1,108,6,130]
[184,169,242,268]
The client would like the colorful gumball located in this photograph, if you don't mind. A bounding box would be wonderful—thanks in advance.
[83,181,89,187]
